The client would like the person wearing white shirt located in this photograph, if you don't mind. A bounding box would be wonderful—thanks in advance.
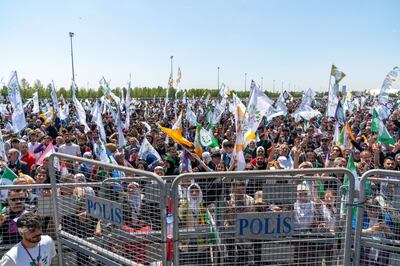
[0,212,56,266]
[58,132,81,157]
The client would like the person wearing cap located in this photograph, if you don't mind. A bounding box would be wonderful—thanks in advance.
[0,212,56,266]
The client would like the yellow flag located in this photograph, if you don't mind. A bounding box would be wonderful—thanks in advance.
[160,126,193,147]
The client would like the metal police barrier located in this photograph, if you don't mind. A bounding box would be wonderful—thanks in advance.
[171,168,356,266]
[354,169,400,266]
[0,182,101,264]
[48,153,167,266]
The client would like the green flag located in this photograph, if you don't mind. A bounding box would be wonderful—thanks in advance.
[0,167,18,201]
[377,122,395,145]
[371,108,380,134]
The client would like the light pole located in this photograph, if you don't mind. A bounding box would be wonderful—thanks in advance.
[245,73,247,92]
[69,32,75,82]
[217,66,220,90]
[170,55,173,88]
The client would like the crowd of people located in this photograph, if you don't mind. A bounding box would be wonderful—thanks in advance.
[0,89,399,265]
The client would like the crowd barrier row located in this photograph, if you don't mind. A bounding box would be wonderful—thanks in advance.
[0,153,398,265]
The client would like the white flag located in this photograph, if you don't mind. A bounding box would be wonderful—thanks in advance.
[51,81,60,118]
[117,109,126,148]
[0,129,7,162]
[138,138,161,161]
[91,100,107,142]
[32,92,40,114]
[99,76,121,108]
[72,80,90,132]
[7,71,26,133]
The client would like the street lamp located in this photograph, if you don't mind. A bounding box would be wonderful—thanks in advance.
[69,32,75,82]
[217,67,220,91]
[170,56,174,88]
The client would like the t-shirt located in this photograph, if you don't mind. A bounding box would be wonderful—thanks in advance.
[58,143,81,157]
[0,235,56,266]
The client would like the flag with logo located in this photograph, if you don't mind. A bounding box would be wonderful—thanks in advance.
[138,138,161,161]
[7,71,26,133]
[99,77,121,108]
[331,64,346,84]
[378,66,399,106]
[338,122,355,149]
[232,93,247,170]
[245,81,276,144]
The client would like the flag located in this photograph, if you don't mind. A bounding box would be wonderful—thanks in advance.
[333,121,340,145]
[331,64,346,85]
[180,150,192,173]
[32,92,40,114]
[338,123,355,149]
[371,108,380,133]
[219,83,230,98]
[378,66,400,106]
[99,77,121,108]
[141,122,152,134]
[168,73,173,88]
[7,71,26,133]
[193,127,203,157]
[232,93,247,170]
[117,109,126,148]
[91,100,107,142]
[37,143,55,166]
[138,138,161,161]
[94,140,109,163]
[51,81,60,118]
[199,127,213,147]
[185,107,197,126]
[377,121,395,145]
[0,130,7,162]
[159,126,193,147]
[72,80,90,132]
[0,167,18,201]
[59,94,69,120]
[176,67,182,85]
[245,81,276,144]
[335,100,346,125]
[172,111,183,130]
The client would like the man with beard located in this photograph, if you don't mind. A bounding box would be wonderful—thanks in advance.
[58,132,81,157]
[0,212,56,265]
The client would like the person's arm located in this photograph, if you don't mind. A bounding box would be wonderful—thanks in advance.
[372,143,381,168]
[0,254,16,266]
[192,154,213,172]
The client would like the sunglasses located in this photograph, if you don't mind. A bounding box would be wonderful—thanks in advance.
[9,197,25,202]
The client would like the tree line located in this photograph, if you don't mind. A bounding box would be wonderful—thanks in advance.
[0,78,307,100]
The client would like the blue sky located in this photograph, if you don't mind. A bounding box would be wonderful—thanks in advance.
[0,0,399,92]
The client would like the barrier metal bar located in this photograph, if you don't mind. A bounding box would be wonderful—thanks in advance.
[59,231,143,266]
[49,153,168,266]
[353,169,400,265]
[171,168,356,266]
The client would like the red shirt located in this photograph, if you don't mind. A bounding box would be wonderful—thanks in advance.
[21,152,36,173]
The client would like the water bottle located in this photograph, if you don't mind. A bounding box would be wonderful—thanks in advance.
[167,213,173,239]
